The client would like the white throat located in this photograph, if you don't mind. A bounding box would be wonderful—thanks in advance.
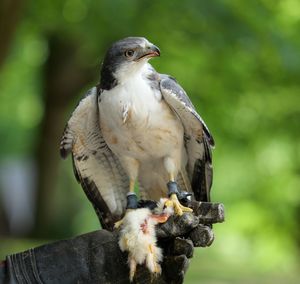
[113,61,150,85]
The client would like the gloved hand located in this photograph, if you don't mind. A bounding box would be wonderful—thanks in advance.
[1,201,224,284]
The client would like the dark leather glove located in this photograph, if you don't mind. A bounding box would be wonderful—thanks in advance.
[1,202,224,284]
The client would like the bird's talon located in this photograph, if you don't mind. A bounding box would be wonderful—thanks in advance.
[115,208,136,229]
[114,219,123,229]
[165,193,193,216]
[164,200,173,208]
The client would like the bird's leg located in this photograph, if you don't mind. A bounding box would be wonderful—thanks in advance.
[126,179,138,209]
[165,173,193,216]
[146,244,161,275]
[129,257,137,282]
[114,179,138,229]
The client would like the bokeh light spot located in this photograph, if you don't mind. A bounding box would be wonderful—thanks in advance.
[17,97,44,129]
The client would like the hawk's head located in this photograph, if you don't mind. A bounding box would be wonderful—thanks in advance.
[100,37,160,89]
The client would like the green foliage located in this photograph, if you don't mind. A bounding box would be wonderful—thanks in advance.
[1,0,300,282]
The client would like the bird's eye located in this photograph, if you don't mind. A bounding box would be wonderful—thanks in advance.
[125,50,135,57]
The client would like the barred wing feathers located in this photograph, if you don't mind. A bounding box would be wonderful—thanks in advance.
[159,75,214,202]
[60,87,129,230]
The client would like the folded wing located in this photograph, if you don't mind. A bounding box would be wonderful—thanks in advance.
[159,75,214,202]
[60,87,129,230]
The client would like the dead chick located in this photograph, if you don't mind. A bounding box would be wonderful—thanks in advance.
[118,201,172,282]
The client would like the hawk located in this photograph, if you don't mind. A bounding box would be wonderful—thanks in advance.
[60,37,214,230]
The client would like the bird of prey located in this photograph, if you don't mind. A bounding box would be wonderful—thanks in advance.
[60,37,214,231]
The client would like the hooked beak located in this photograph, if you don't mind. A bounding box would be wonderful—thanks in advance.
[137,44,160,60]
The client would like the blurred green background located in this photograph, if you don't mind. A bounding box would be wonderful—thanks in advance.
[0,0,300,283]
